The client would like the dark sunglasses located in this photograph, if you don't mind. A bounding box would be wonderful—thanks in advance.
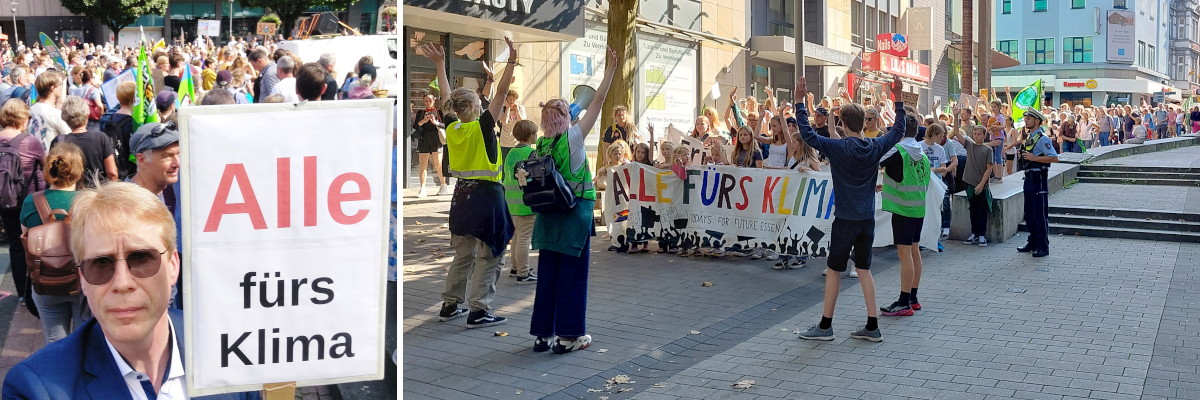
[78,248,168,285]
[150,121,177,137]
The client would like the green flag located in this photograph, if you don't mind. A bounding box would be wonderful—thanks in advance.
[1010,79,1043,127]
[132,43,160,128]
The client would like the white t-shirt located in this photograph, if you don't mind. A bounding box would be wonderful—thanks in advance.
[919,141,948,169]
[270,77,300,102]
[764,142,788,168]
[28,102,72,149]
[943,137,967,158]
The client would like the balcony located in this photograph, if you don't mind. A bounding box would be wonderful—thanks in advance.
[1175,39,1200,53]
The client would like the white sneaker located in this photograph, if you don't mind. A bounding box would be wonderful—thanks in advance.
[436,185,451,196]
[849,268,859,278]
[941,228,950,237]
[416,188,428,198]
[977,237,989,247]
[963,234,978,245]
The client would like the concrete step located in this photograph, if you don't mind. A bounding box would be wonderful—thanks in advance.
[1080,165,1200,174]
[1075,176,1200,187]
[1077,170,1200,180]
[1049,214,1200,233]
[1018,221,1200,243]
[1048,206,1200,223]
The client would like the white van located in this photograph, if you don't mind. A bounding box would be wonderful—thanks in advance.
[278,35,398,97]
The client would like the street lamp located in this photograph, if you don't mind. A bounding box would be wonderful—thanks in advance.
[9,1,16,46]
[228,0,233,43]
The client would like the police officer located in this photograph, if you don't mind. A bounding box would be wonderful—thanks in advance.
[1017,109,1059,257]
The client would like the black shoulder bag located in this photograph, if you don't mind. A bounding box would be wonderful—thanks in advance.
[515,133,577,213]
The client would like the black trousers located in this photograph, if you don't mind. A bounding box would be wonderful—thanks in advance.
[968,189,989,237]
[1023,170,1050,253]
[1,206,28,299]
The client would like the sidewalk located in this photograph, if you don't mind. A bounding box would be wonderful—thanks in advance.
[402,184,1200,399]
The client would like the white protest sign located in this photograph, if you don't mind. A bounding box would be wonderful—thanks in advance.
[666,125,708,165]
[100,68,134,109]
[179,100,393,396]
[198,19,221,37]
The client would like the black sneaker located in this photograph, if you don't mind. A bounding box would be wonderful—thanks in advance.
[551,335,592,354]
[466,310,507,328]
[437,302,468,322]
[533,336,552,352]
[516,273,538,284]
[509,268,519,276]
[880,301,914,317]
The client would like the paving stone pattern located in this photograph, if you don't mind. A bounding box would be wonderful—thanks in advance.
[401,183,1200,399]
[1091,145,1200,168]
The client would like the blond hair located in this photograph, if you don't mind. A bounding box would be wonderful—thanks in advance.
[70,182,178,259]
[44,141,83,188]
[449,88,482,122]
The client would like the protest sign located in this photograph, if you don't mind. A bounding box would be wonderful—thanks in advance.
[602,164,943,253]
[198,19,222,37]
[665,125,709,165]
[179,100,393,396]
[100,68,135,109]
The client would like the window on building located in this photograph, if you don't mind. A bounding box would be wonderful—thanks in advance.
[1071,0,1085,9]
[1002,0,1011,14]
[1026,38,1054,64]
[1034,0,1047,12]
[851,0,862,47]
[1137,40,1147,68]
[768,0,794,36]
[1114,0,1127,9]
[1149,45,1155,70]
[1063,37,1092,63]
[997,40,1019,60]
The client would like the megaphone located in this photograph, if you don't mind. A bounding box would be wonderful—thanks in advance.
[569,85,597,122]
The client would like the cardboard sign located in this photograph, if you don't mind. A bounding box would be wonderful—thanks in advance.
[258,22,278,36]
[179,100,393,396]
[198,19,221,37]
[900,91,920,105]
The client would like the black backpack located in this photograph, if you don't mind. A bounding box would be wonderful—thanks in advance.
[0,133,30,210]
[516,134,577,213]
[102,113,136,180]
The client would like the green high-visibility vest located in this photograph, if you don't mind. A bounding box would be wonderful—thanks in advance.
[502,145,535,216]
[446,119,502,182]
[535,131,596,201]
[881,144,931,218]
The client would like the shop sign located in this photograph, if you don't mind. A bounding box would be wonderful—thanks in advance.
[406,0,584,37]
[875,33,910,58]
[861,51,930,83]
[1060,79,1099,89]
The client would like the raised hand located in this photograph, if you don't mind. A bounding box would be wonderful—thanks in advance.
[729,87,738,106]
[504,36,518,61]
[794,76,808,102]
[481,60,494,80]
[420,42,445,65]
[890,74,903,100]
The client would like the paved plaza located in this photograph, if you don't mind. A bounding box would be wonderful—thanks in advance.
[402,146,1200,399]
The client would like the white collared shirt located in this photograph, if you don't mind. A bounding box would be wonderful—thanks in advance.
[104,319,189,400]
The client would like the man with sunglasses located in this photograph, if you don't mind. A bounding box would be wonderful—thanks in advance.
[3,182,260,400]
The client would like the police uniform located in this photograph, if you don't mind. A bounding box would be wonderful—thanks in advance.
[1017,111,1058,257]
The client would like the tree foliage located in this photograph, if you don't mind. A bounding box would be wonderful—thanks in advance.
[239,0,358,38]
[62,0,168,40]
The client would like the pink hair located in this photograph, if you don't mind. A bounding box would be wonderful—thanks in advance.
[540,99,571,136]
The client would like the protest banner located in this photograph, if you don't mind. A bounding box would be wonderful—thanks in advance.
[198,19,222,37]
[602,163,943,253]
[178,100,393,396]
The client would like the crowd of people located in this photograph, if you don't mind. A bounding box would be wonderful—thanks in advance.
[0,33,391,399]
[413,33,1200,347]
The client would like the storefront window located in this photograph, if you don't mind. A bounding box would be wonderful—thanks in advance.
[752,65,770,101]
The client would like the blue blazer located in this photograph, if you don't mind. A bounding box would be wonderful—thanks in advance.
[2,309,260,400]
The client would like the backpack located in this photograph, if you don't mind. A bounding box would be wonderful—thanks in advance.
[97,104,119,131]
[103,113,136,179]
[83,86,104,121]
[516,134,577,214]
[9,86,30,105]
[0,133,29,210]
[22,191,79,296]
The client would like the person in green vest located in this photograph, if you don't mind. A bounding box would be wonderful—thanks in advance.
[420,39,516,329]
[878,110,931,318]
[502,120,539,284]
[519,46,617,355]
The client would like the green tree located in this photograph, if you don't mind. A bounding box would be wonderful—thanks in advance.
[239,0,358,38]
[61,0,168,41]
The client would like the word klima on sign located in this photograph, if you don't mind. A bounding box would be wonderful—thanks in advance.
[204,156,371,232]
[609,167,835,218]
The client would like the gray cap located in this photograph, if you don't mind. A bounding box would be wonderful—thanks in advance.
[1024,108,1046,123]
[130,122,180,154]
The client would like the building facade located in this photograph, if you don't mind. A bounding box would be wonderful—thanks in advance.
[993,0,1176,107]
[1169,0,1200,97]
